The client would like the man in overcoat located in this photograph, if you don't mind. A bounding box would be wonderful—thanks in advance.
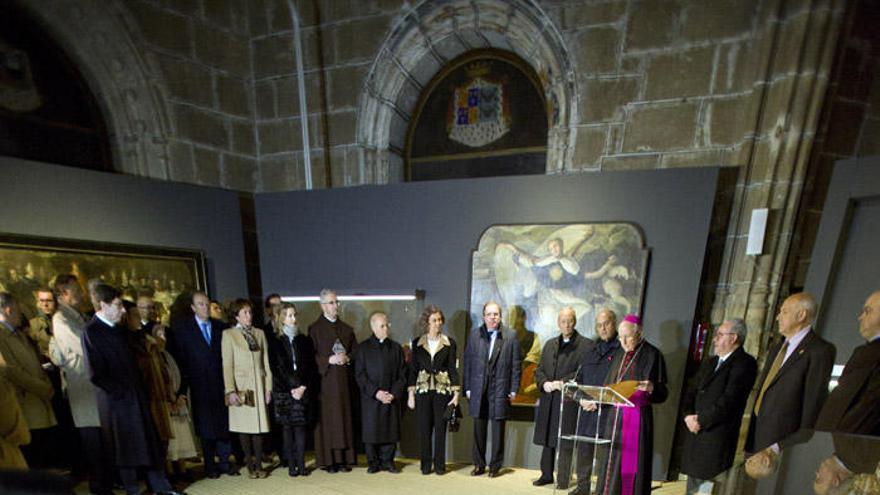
[0,292,56,469]
[168,291,239,478]
[680,318,757,494]
[463,301,522,477]
[49,275,112,494]
[309,289,358,472]
[815,289,880,435]
[533,307,592,488]
[354,312,407,473]
[83,284,182,495]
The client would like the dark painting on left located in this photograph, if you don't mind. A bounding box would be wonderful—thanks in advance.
[0,233,207,325]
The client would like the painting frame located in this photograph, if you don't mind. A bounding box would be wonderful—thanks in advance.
[467,222,650,421]
[0,232,208,321]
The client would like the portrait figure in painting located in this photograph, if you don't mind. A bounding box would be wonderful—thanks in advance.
[470,223,648,405]
[0,235,205,324]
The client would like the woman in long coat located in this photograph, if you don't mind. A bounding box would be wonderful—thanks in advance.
[222,298,272,478]
[267,303,316,477]
[406,305,459,475]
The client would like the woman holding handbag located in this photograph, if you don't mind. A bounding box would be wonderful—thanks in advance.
[222,298,272,478]
[407,305,460,475]
[267,303,316,477]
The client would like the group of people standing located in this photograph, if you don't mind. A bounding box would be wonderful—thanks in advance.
[3,278,877,495]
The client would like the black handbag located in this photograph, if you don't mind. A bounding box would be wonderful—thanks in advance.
[445,403,462,433]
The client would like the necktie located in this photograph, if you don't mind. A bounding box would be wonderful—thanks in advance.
[754,341,788,414]
[714,357,724,372]
[487,330,498,360]
[200,321,211,345]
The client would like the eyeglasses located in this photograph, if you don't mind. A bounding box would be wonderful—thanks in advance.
[321,300,339,306]
[714,332,736,338]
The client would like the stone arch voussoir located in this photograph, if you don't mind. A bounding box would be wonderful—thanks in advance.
[356,0,578,183]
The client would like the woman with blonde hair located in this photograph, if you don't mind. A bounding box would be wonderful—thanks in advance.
[222,298,272,478]
[267,302,317,477]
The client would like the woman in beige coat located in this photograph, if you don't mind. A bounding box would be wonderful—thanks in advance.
[222,298,272,478]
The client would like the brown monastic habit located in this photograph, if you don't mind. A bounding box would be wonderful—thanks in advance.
[309,314,357,467]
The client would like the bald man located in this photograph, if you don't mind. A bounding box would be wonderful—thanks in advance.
[353,312,407,473]
[746,292,835,454]
[815,290,880,435]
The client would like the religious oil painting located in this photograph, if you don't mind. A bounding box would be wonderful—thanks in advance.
[0,233,207,324]
[469,223,649,408]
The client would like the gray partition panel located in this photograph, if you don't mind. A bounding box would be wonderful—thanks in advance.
[255,168,721,479]
[0,157,248,300]
[805,155,880,363]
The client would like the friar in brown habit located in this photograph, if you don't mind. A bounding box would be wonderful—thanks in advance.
[309,289,357,472]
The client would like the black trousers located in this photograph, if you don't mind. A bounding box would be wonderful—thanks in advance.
[575,441,613,495]
[119,467,171,495]
[238,433,264,470]
[20,426,56,469]
[201,437,233,475]
[364,443,396,468]
[416,392,450,473]
[540,442,574,486]
[282,425,306,469]
[78,426,113,495]
[472,417,506,470]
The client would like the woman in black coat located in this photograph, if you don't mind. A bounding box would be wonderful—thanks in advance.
[406,305,459,475]
[267,303,317,477]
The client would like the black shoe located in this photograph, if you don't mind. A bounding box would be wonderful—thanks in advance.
[435,469,446,475]
[288,467,300,477]
[205,471,220,480]
[488,469,501,478]
[338,464,352,472]
[158,492,188,495]
[367,466,380,474]
[225,467,241,477]
[325,465,339,473]
[421,469,432,475]
[533,478,553,486]
[470,467,486,476]
[569,488,590,495]
[385,465,400,473]
[556,483,570,490]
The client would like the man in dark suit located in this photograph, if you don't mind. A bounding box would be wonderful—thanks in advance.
[532,307,592,488]
[747,292,836,456]
[82,284,182,495]
[815,290,880,435]
[462,301,522,478]
[168,291,239,479]
[681,318,758,494]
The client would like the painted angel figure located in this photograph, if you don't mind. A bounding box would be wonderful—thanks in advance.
[495,225,622,344]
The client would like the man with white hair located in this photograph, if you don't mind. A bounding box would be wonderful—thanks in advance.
[680,318,758,494]
[309,289,357,473]
[354,312,407,473]
[746,292,835,454]
[590,314,667,495]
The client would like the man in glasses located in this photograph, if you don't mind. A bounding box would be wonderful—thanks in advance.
[681,318,758,494]
[309,289,357,473]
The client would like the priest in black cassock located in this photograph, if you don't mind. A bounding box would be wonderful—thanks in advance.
[354,312,407,473]
[592,314,667,495]
[532,307,592,488]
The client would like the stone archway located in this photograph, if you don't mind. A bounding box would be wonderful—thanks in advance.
[356,0,578,184]
[16,0,172,179]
